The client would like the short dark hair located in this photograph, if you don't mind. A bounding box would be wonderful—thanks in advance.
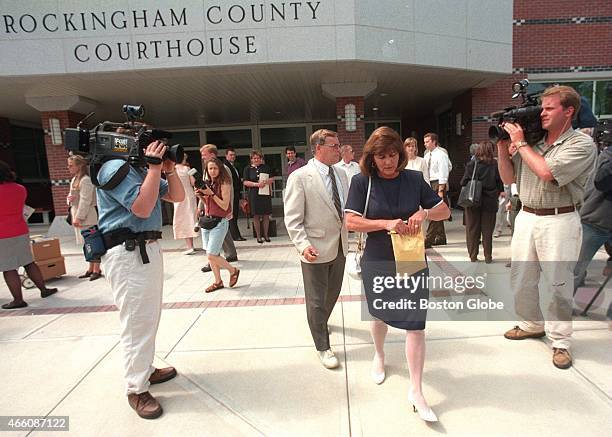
[0,160,16,183]
[226,147,235,153]
[285,146,296,153]
[424,132,438,144]
[360,127,407,177]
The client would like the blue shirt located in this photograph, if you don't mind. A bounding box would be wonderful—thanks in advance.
[96,160,168,234]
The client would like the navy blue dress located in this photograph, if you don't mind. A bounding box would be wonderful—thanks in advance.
[345,170,441,330]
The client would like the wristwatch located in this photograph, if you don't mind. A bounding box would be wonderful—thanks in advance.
[513,140,528,149]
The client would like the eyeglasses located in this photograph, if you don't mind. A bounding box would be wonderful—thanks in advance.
[321,143,341,149]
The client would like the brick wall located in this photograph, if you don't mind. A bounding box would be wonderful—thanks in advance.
[336,96,366,159]
[40,111,84,216]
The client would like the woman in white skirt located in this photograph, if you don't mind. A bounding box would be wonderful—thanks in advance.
[0,161,58,309]
[172,154,199,254]
[67,154,102,280]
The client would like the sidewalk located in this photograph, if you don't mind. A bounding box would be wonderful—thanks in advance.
[0,213,610,436]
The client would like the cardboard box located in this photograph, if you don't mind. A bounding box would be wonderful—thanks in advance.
[31,238,62,261]
[36,256,66,281]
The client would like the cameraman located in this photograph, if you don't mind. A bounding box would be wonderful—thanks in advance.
[97,139,184,419]
[497,85,596,370]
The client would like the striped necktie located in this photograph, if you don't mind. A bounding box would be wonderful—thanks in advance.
[328,166,343,219]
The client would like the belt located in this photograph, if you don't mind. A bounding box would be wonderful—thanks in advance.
[522,205,576,216]
[103,229,162,264]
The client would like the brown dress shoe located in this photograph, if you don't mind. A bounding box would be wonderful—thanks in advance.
[127,391,163,419]
[552,348,572,369]
[504,325,546,340]
[149,367,177,385]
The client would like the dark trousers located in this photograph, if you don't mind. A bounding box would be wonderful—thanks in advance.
[300,241,345,351]
[465,207,496,260]
[426,180,447,244]
[222,227,237,259]
[228,194,243,240]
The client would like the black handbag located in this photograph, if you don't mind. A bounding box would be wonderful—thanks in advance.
[198,215,222,230]
[66,209,73,226]
[458,161,482,208]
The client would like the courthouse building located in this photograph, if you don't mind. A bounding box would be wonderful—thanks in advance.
[0,0,610,222]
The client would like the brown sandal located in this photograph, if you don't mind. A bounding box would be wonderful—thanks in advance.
[229,268,240,288]
[205,281,224,293]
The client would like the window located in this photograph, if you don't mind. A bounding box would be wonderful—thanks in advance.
[10,125,48,181]
[206,129,252,149]
[595,80,612,117]
[170,131,200,149]
[260,127,306,149]
[533,79,612,118]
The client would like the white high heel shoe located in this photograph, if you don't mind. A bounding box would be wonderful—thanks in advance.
[370,355,385,384]
[408,391,438,422]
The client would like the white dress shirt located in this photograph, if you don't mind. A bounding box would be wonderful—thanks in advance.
[334,160,361,185]
[423,147,450,184]
[312,158,345,210]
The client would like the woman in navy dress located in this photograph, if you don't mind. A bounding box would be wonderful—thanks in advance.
[345,127,450,422]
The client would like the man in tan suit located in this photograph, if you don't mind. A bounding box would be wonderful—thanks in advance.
[284,129,349,369]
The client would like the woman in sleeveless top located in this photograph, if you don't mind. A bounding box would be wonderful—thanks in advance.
[196,158,240,293]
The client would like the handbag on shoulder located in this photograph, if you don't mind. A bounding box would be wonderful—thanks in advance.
[347,177,372,280]
[458,161,482,208]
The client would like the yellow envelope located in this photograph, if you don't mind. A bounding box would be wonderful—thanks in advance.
[390,230,427,276]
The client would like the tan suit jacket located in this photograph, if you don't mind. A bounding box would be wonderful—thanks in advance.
[70,175,98,226]
[284,160,349,264]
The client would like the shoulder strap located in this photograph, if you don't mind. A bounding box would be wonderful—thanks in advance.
[357,177,372,251]
[363,176,372,218]
[90,159,130,191]
[471,161,478,180]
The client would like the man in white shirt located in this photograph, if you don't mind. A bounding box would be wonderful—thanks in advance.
[423,133,450,247]
[334,144,361,185]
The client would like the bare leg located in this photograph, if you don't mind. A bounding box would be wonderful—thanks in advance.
[91,262,101,274]
[253,215,262,240]
[371,320,388,374]
[262,215,270,239]
[185,237,194,250]
[23,262,57,296]
[2,270,25,305]
[405,330,429,406]
[208,254,236,284]
[208,255,223,284]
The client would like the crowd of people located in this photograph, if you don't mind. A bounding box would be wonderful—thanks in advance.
[0,84,610,422]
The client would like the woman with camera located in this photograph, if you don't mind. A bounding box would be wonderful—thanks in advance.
[0,160,58,309]
[460,141,503,263]
[67,154,102,280]
[196,158,240,293]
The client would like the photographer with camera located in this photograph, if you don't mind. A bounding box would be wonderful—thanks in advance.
[96,138,184,419]
[497,85,596,369]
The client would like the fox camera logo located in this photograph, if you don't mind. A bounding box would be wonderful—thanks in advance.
[112,137,129,153]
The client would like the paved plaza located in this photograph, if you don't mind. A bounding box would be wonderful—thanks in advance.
[0,212,610,436]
